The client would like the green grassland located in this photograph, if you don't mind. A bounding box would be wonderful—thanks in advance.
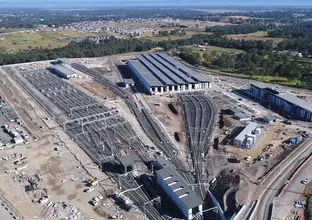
[0,31,108,53]
[198,66,300,86]
[139,35,188,41]
[192,45,244,54]
[227,31,284,46]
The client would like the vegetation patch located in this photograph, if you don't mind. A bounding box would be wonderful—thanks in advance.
[308,196,312,220]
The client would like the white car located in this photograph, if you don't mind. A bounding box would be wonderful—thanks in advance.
[301,179,308,185]
[245,156,251,161]
[86,187,95,192]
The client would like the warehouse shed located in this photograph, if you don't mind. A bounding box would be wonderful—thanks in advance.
[156,166,203,220]
[52,64,78,79]
[249,82,312,121]
[128,53,211,94]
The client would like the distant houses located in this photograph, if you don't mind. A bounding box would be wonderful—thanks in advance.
[277,50,303,57]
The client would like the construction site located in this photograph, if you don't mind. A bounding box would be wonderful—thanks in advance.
[0,53,311,220]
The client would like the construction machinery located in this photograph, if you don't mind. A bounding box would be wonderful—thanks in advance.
[87,177,99,186]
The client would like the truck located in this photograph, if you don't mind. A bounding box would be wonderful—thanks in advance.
[228,156,240,163]
[225,139,231,145]
[118,195,133,211]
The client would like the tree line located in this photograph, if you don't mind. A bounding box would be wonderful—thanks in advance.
[0,34,274,65]
[267,22,312,52]
[205,23,276,35]
[177,46,312,87]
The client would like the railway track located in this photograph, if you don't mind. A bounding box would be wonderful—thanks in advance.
[3,66,163,220]
[71,63,195,184]
[180,92,216,199]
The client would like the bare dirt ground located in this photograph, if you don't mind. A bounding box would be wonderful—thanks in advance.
[304,181,312,195]
[0,65,146,220]
[210,168,250,217]
[79,81,117,98]
[0,68,47,140]
[142,95,187,147]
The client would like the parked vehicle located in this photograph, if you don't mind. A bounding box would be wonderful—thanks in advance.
[301,179,308,185]
[245,156,251,161]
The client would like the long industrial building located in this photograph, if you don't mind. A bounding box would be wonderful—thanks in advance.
[249,82,312,121]
[155,165,203,220]
[128,53,211,94]
[233,122,261,149]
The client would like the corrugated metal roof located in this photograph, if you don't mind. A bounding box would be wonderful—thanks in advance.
[128,60,164,87]
[156,53,208,83]
[278,93,312,112]
[129,53,210,87]
[146,54,188,84]
[235,122,258,142]
[251,81,270,89]
[251,82,312,112]
[53,64,75,76]
[153,53,197,84]
[137,55,175,85]
[156,166,203,209]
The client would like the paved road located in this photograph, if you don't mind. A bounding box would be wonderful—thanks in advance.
[272,155,312,219]
[251,139,312,220]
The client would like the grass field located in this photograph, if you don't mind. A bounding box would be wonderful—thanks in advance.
[227,31,284,46]
[199,66,300,86]
[140,35,188,41]
[191,45,244,54]
[0,31,108,52]
[297,57,312,63]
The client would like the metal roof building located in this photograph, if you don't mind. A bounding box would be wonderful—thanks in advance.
[249,82,312,121]
[155,165,203,220]
[128,53,211,94]
[233,122,261,149]
[52,64,78,79]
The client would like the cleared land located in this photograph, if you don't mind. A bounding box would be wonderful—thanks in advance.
[227,31,284,46]
[0,31,108,52]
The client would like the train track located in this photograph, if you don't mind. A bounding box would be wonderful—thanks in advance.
[71,63,196,183]
[180,92,216,199]
[3,66,163,220]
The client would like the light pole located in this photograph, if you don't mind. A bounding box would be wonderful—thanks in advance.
[118,184,143,197]
[118,170,135,189]
[143,197,161,217]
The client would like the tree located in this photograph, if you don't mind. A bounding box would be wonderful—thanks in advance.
[191,52,202,66]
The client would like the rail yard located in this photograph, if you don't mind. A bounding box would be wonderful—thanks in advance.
[0,53,312,220]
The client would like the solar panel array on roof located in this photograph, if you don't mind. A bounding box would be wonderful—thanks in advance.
[137,55,175,85]
[128,60,164,87]
[156,53,208,82]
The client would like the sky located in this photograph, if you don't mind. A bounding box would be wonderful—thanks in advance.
[0,0,312,7]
